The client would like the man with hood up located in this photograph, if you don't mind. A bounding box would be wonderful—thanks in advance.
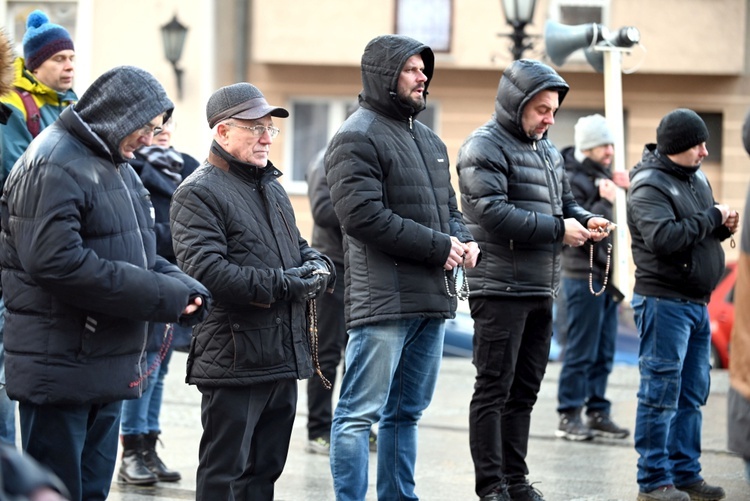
[456,59,611,501]
[325,34,479,500]
[0,65,211,501]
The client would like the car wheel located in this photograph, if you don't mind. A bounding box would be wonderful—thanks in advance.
[710,343,722,369]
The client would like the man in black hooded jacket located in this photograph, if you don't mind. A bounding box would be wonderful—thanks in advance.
[456,59,611,501]
[0,65,210,501]
[325,34,479,501]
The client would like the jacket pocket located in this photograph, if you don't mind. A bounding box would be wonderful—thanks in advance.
[229,313,286,370]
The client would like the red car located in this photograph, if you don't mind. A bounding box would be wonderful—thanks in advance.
[708,262,737,369]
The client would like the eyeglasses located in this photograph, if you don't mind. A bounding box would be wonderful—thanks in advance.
[225,122,280,138]
[136,124,163,137]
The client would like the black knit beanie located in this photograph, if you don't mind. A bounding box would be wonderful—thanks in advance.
[656,108,709,155]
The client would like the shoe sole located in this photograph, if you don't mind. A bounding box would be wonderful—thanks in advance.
[591,430,630,439]
[554,430,593,441]
[117,474,159,486]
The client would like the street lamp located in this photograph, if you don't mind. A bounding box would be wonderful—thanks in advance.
[500,0,538,60]
[161,14,189,100]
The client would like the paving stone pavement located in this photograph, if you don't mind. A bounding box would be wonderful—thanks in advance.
[103,352,749,501]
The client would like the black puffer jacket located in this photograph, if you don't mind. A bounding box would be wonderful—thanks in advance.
[171,143,332,386]
[627,145,730,303]
[0,67,210,405]
[325,35,473,329]
[560,146,613,282]
[456,60,592,298]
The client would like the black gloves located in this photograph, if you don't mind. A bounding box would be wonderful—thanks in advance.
[282,270,327,302]
[279,257,334,302]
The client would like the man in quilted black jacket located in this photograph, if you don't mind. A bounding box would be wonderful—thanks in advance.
[170,82,335,501]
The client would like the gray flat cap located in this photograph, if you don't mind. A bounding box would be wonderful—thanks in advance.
[206,82,289,128]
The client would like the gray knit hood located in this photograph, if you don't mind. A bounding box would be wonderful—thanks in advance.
[74,66,174,161]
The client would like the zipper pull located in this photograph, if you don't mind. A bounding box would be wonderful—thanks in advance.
[409,116,415,138]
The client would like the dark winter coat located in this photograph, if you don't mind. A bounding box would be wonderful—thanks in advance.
[560,146,614,283]
[456,60,592,298]
[170,143,330,386]
[0,67,210,405]
[627,144,730,303]
[325,34,473,330]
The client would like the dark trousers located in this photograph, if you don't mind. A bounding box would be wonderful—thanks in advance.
[19,400,122,501]
[196,380,297,501]
[468,296,552,496]
[307,262,347,440]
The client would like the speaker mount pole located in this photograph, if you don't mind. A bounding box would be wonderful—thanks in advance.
[599,46,631,303]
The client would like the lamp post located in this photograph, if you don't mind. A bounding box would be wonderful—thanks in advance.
[500,0,538,60]
[161,14,189,100]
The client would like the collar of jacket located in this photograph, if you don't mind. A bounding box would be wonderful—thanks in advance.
[649,145,700,179]
[59,106,124,164]
[208,140,282,184]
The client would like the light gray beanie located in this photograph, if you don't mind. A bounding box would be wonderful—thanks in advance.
[575,114,614,152]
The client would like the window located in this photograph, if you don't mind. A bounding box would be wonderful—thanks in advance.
[550,0,608,25]
[7,1,78,56]
[395,0,452,53]
[285,99,437,193]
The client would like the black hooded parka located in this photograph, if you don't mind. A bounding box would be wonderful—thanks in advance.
[0,66,209,405]
[456,59,593,298]
[325,35,473,330]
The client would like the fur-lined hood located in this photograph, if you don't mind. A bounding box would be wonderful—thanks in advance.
[0,30,14,98]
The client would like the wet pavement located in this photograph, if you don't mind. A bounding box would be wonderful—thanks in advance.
[103,351,748,501]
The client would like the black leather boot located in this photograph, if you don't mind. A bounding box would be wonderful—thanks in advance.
[118,434,158,485]
[143,431,181,482]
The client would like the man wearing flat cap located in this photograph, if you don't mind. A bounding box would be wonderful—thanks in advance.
[170,82,335,500]
[628,108,737,501]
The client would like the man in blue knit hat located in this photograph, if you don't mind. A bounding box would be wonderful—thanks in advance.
[0,8,77,449]
[0,9,77,184]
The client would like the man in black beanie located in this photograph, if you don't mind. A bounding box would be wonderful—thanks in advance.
[627,108,737,501]
[0,65,211,501]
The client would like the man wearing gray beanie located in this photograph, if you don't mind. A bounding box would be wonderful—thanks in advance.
[627,108,737,501]
[0,65,211,501]
[555,114,630,442]
[170,82,335,500]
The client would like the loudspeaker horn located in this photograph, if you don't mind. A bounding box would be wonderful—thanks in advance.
[583,26,641,73]
[544,20,603,66]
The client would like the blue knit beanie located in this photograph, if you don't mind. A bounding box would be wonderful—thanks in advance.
[22,10,74,71]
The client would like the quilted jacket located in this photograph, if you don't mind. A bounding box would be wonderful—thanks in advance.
[324,34,473,329]
[171,143,330,386]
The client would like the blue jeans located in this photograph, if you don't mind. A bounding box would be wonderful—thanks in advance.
[120,348,172,435]
[330,318,445,501]
[557,277,618,414]
[0,298,16,446]
[632,294,711,492]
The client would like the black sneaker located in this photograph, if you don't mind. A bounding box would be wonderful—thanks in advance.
[587,412,630,439]
[675,480,726,501]
[555,411,593,441]
[507,480,544,501]
[479,485,510,501]
[637,485,690,501]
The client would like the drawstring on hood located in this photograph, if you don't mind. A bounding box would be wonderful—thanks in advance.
[358,34,434,121]
[74,66,173,162]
